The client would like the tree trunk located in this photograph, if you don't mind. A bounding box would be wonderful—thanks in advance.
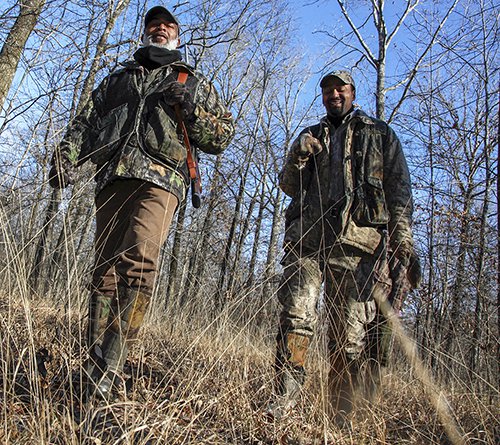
[188,157,224,306]
[215,163,249,309]
[0,0,46,111]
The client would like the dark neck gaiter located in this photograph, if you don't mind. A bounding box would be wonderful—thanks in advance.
[133,46,182,69]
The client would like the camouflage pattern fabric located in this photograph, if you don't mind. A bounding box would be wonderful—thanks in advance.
[54,60,234,202]
[275,107,416,414]
[278,244,391,352]
[279,108,415,257]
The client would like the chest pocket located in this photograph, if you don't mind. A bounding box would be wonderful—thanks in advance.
[90,102,130,164]
[352,127,389,226]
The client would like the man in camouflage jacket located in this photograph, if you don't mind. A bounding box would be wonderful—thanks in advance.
[49,5,234,400]
[268,70,420,424]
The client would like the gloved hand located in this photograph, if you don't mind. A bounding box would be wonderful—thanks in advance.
[163,81,196,120]
[407,254,422,290]
[394,243,422,289]
[293,132,322,163]
[48,156,76,189]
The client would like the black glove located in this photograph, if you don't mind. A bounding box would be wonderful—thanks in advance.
[48,156,76,189]
[293,132,323,163]
[407,253,422,290]
[163,81,196,120]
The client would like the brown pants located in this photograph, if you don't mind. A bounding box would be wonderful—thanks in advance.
[92,179,179,296]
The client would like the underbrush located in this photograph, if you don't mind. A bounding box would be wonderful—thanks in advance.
[0,294,498,444]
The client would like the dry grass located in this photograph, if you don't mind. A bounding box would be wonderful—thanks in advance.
[0,293,498,445]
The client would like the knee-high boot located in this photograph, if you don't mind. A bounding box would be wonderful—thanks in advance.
[85,292,113,383]
[93,287,151,399]
[267,331,310,419]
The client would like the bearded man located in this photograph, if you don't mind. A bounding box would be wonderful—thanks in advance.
[48,5,234,400]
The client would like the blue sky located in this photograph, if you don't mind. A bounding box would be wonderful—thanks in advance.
[290,0,441,117]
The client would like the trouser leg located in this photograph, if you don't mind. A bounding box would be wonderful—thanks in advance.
[88,180,178,399]
[325,246,390,424]
[92,179,179,294]
[327,287,376,421]
[364,304,391,401]
[268,249,322,417]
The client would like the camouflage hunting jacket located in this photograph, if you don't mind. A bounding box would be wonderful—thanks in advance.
[279,109,414,255]
[56,60,234,201]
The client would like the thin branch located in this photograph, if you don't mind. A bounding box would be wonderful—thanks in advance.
[336,0,376,65]
[388,0,460,123]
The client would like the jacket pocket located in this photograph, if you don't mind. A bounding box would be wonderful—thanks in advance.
[91,102,129,164]
[142,103,186,167]
[339,221,382,254]
[353,176,389,226]
[285,193,306,225]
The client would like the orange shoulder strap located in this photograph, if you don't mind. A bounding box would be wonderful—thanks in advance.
[177,70,188,84]
[174,69,202,208]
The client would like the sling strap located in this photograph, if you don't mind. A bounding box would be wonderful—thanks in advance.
[175,70,202,208]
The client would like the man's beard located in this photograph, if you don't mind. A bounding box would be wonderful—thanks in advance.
[142,34,178,51]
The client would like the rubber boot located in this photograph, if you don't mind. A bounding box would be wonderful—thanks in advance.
[267,332,310,419]
[87,292,113,347]
[328,351,361,429]
[84,292,113,398]
[93,287,151,401]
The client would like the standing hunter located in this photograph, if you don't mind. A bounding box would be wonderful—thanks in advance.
[268,70,421,425]
[48,5,234,400]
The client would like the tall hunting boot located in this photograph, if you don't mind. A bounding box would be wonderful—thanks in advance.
[84,292,113,392]
[267,332,310,419]
[328,351,361,429]
[93,287,151,400]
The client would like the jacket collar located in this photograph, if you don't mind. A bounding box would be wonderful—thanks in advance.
[119,59,196,75]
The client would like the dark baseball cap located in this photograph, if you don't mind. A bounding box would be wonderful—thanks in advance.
[320,70,355,89]
[144,6,179,27]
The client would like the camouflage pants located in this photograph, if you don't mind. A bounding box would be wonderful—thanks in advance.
[277,242,393,368]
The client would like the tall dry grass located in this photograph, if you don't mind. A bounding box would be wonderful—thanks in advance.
[0,284,498,444]
[0,191,497,444]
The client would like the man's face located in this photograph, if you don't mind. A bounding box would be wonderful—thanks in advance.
[322,77,355,118]
[144,14,179,48]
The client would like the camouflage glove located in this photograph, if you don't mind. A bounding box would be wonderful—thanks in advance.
[48,156,76,189]
[293,132,322,164]
[163,81,196,120]
[394,243,422,290]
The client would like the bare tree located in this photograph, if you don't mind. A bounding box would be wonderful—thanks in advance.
[321,0,459,121]
[402,0,499,389]
[0,0,46,112]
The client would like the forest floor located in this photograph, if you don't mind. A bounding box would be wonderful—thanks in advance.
[0,294,498,444]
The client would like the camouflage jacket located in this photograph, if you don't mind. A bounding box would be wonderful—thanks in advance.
[280,109,414,255]
[56,60,234,200]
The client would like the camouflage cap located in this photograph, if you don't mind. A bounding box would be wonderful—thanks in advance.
[320,70,355,89]
[144,6,180,28]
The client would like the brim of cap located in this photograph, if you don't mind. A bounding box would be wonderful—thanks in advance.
[320,74,349,87]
